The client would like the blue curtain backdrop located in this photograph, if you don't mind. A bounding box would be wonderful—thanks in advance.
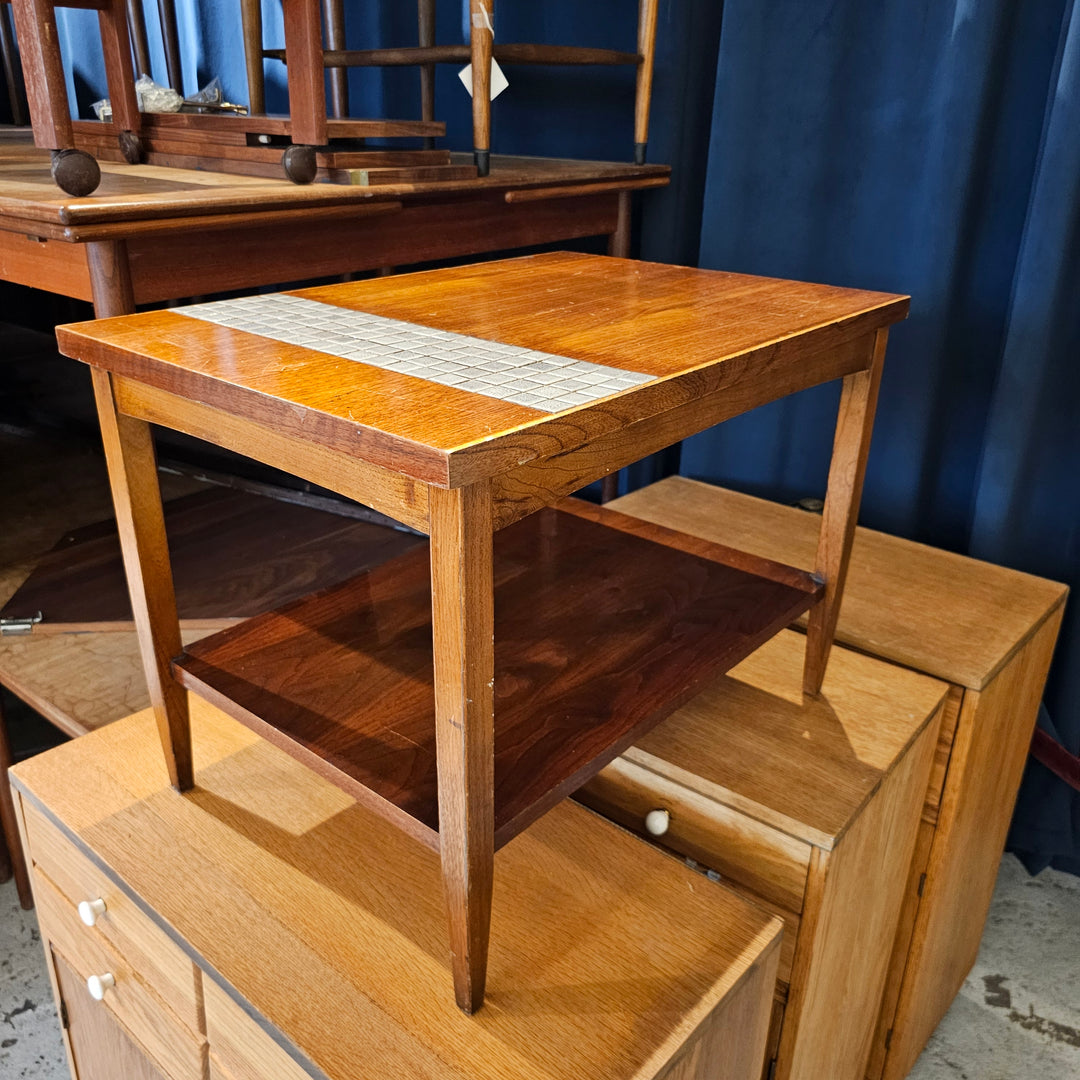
[45,0,1079,871]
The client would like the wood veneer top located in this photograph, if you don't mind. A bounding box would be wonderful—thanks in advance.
[173,501,821,850]
[625,628,949,849]
[56,252,909,488]
[11,700,783,1080]
[610,477,1069,689]
[0,135,669,228]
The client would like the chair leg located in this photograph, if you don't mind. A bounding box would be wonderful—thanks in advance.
[323,0,349,118]
[125,0,151,78]
[469,0,493,176]
[283,0,328,152]
[100,0,142,166]
[803,329,887,696]
[156,0,182,92]
[0,695,34,910]
[430,483,495,1013]
[634,0,659,164]
[10,0,74,150]
[240,0,266,115]
[418,0,435,149]
[0,2,29,127]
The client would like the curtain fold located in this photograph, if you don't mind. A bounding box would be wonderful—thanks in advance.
[683,0,1079,871]
[968,0,1080,871]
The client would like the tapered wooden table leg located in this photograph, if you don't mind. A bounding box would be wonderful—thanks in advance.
[429,482,495,1013]
[91,369,192,791]
[803,329,888,696]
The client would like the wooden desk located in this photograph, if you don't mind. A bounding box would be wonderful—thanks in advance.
[0,133,669,317]
[55,251,907,1012]
[10,699,784,1080]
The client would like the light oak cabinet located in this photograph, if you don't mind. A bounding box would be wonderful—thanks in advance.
[578,629,947,1080]
[12,695,786,1080]
[595,477,1066,1080]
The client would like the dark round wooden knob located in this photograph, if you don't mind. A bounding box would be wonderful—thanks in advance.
[281,144,318,185]
[118,130,144,165]
[50,149,101,197]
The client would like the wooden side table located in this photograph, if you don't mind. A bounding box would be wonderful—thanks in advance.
[55,251,908,1012]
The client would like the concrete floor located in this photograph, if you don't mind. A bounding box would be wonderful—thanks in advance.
[1,853,1077,1079]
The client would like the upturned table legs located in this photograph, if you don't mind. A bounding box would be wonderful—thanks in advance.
[803,329,888,696]
[91,369,192,791]
[429,482,495,1013]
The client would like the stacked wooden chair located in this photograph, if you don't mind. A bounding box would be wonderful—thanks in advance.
[10,0,659,192]
[246,0,661,175]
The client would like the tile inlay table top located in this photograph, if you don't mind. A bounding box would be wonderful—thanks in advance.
[55,251,909,1014]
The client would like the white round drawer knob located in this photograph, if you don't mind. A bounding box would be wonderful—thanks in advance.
[87,973,115,1001]
[644,808,670,836]
[78,898,107,926]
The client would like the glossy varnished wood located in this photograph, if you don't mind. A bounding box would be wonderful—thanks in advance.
[61,252,903,1012]
[173,503,820,849]
[12,700,784,1080]
[57,253,908,488]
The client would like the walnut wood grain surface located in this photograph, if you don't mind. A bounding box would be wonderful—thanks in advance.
[55,253,908,488]
[173,504,820,849]
[12,700,783,1080]
[0,487,421,632]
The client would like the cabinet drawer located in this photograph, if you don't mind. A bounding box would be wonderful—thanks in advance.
[577,756,812,913]
[22,802,203,1032]
[204,977,314,1080]
[34,870,208,1080]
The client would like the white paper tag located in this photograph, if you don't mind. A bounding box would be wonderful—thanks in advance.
[458,58,509,101]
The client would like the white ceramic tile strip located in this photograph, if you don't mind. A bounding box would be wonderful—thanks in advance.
[177,293,653,412]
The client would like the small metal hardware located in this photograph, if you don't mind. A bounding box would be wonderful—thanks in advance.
[0,612,42,635]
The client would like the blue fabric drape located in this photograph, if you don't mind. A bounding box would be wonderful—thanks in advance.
[683,0,1079,872]
[968,2,1080,872]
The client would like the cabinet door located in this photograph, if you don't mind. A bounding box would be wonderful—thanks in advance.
[52,947,169,1080]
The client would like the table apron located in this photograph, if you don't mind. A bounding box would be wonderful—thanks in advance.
[125,192,621,305]
[490,330,876,529]
[111,376,432,533]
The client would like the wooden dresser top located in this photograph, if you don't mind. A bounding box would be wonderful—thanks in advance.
[56,252,908,487]
[11,698,783,1080]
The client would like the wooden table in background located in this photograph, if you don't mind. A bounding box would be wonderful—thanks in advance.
[0,132,669,318]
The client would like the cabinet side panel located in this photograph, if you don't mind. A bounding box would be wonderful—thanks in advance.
[659,949,780,1080]
[778,710,941,1080]
[881,607,1065,1080]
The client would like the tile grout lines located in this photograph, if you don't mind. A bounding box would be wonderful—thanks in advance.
[178,293,654,413]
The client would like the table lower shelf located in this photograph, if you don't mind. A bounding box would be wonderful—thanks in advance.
[173,500,821,851]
